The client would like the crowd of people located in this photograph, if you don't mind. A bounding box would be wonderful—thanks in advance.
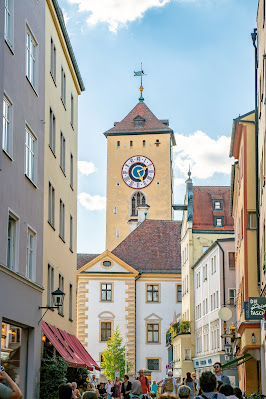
[0,363,246,399]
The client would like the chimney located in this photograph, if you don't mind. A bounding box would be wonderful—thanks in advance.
[128,218,138,233]
[137,204,150,225]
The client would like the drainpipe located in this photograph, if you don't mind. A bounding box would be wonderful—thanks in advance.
[135,272,142,375]
[217,242,226,345]
[251,28,261,288]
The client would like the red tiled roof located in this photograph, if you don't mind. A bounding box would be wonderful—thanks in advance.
[104,102,173,135]
[77,253,100,270]
[112,220,181,273]
[192,186,234,231]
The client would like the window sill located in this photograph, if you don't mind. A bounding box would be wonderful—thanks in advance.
[69,318,73,322]
[146,301,160,304]
[58,312,64,318]
[59,235,65,243]
[60,166,66,176]
[25,174,38,189]
[100,300,113,303]
[2,149,13,161]
[5,39,14,55]
[69,247,73,253]
[26,76,39,97]
[61,98,66,110]
[70,185,74,191]
[48,221,56,231]
[146,342,161,345]
[50,71,57,86]
[70,123,74,131]
[49,145,56,158]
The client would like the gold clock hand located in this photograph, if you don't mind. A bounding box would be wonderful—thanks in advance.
[137,170,143,181]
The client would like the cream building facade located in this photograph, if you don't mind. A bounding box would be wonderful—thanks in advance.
[42,0,84,334]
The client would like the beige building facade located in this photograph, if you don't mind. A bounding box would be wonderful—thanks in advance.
[42,0,84,334]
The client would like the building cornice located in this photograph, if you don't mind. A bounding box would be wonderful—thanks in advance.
[0,263,44,292]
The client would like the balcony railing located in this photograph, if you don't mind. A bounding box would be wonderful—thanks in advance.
[166,321,191,345]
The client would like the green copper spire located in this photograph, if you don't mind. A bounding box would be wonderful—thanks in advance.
[134,63,145,103]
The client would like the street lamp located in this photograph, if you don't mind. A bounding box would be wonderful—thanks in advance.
[38,288,65,324]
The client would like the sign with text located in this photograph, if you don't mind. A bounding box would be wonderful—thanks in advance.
[248,297,266,320]
[115,370,120,379]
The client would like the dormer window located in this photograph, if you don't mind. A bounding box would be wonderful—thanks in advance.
[133,115,145,128]
[214,216,224,227]
[213,200,223,210]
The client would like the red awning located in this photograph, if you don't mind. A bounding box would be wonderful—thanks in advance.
[41,321,100,371]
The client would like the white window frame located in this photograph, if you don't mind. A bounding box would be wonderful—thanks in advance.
[60,131,66,174]
[116,229,120,238]
[47,264,54,307]
[48,181,55,228]
[70,214,73,252]
[49,107,56,155]
[69,283,73,321]
[58,273,64,315]
[61,66,66,107]
[59,199,65,241]
[184,348,191,360]
[2,95,13,156]
[70,153,74,189]
[26,227,36,281]
[26,25,38,89]
[229,288,236,305]
[7,210,19,272]
[4,0,14,49]
[70,93,74,128]
[25,125,37,183]
[50,37,56,83]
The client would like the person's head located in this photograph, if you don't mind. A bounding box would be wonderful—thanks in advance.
[138,369,144,377]
[100,383,104,388]
[132,380,142,395]
[233,388,243,399]
[83,392,98,399]
[78,374,83,380]
[72,382,77,390]
[219,384,233,397]
[159,394,178,399]
[115,376,120,382]
[185,372,192,382]
[199,371,217,393]
[92,375,96,380]
[108,380,112,384]
[191,373,196,380]
[213,362,222,376]
[59,383,72,399]
[152,380,156,385]
[124,374,129,381]
[167,370,173,377]
[178,385,191,399]
[216,381,224,392]
[151,393,156,398]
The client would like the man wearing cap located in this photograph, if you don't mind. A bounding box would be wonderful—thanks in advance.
[136,369,150,396]
[162,370,177,395]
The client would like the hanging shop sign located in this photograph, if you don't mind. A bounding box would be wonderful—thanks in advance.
[248,297,266,320]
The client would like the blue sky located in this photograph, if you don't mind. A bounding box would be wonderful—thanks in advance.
[60,0,257,254]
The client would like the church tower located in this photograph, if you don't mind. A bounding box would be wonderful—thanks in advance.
[104,91,176,250]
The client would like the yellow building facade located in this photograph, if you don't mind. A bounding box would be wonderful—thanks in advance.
[172,178,234,377]
[42,0,84,334]
[104,101,176,250]
[230,111,261,395]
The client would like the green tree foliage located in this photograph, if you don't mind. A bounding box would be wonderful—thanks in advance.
[101,326,132,380]
[40,356,68,399]
[66,367,88,385]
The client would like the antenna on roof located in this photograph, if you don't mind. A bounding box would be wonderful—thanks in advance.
[134,63,146,103]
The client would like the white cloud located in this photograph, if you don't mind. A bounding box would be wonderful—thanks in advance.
[78,193,106,211]
[174,177,186,186]
[78,161,97,176]
[62,8,70,25]
[174,131,232,179]
[67,0,171,32]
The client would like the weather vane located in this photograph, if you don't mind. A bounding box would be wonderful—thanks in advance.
[134,63,146,103]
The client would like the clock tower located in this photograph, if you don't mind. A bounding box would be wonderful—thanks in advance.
[104,99,176,250]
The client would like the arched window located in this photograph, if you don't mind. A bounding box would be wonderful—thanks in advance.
[131,191,146,216]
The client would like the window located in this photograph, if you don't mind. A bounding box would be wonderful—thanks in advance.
[61,67,66,107]
[203,264,207,281]
[202,246,208,254]
[116,229,120,238]
[47,264,54,307]
[60,132,66,174]
[58,274,64,315]
[101,283,112,301]
[26,27,37,88]
[228,252,235,269]
[59,199,65,241]
[70,153,74,189]
[229,289,236,305]
[147,323,159,343]
[4,0,13,47]
[248,212,256,229]
[213,200,223,210]
[147,358,160,370]
[131,191,146,216]
[26,229,35,281]
[48,182,55,228]
[101,322,111,341]
[177,285,182,302]
[25,126,36,183]
[216,290,219,308]
[70,94,74,127]
[130,140,133,147]
[214,217,224,227]
[113,206,117,215]
[70,215,73,252]
[143,140,146,146]
[147,285,159,302]
[7,213,17,271]
[50,38,56,82]
[117,141,120,147]
[49,108,56,154]
[69,284,73,321]
[184,349,191,360]
[102,261,112,267]
[2,96,12,155]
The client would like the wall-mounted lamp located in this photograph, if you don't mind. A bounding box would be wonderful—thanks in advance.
[251,333,256,343]
[38,288,65,324]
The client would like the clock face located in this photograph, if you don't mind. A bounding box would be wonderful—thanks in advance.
[122,155,155,189]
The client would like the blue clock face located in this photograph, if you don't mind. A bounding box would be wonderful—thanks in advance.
[122,156,155,188]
